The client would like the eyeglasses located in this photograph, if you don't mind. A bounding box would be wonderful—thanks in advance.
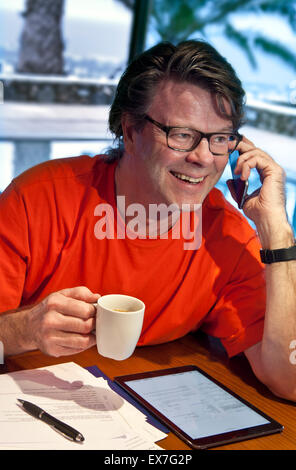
[144,115,242,156]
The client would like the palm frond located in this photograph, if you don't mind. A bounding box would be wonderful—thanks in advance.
[150,0,296,68]
[257,1,296,31]
[224,23,257,68]
[254,35,296,70]
[153,0,206,42]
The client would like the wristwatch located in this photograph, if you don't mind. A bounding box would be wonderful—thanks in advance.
[260,244,296,264]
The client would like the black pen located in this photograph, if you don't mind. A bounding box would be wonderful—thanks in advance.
[17,399,85,442]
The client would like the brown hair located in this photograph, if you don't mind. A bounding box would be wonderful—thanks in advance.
[106,39,245,161]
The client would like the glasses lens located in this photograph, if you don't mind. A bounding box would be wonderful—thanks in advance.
[210,134,239,154]
[168,128,200,151]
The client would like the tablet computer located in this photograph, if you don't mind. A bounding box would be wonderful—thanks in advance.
[114,365,283,449]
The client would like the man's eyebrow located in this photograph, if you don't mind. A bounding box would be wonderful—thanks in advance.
[200,127,235,133]
[217,126,235,132]
[169,122,235,132]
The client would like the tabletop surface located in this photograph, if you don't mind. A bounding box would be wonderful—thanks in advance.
[1,332,295,450]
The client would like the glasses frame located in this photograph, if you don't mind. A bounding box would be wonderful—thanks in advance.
[144,115,242,156]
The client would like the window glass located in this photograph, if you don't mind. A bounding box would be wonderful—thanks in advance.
[0,0,133,191]
[146,0,296,228]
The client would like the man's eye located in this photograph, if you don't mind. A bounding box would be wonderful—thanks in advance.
[171,132,193,140]
[213,135,228,144]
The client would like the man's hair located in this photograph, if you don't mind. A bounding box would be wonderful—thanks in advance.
[106,39,245,161]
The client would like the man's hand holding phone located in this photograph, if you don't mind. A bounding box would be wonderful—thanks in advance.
[226,135,287,232]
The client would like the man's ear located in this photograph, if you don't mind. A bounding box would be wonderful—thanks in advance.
[121,113,136,154]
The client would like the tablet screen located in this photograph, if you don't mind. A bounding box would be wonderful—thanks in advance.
[115,366,283,449]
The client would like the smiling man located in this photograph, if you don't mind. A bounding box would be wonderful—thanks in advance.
[117,80,237,210]
[0,40,295,401]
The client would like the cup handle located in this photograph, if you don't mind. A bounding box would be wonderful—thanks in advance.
[91,302,98,334]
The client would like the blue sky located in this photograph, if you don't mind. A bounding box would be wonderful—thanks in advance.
[0,0,130,22]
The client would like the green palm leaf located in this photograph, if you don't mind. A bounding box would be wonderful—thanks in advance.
[224,23,257,68]
[254,36,296,70]
[149,0,296,71]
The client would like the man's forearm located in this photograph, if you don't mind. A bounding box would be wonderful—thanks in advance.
[259,261,296,399]
[0,306,36,356]
[255,221,296,399]
[0,287,98,358]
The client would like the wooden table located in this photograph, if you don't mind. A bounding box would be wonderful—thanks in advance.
[1,332,295,450]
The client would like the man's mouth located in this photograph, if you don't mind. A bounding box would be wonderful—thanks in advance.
[171,171,205,185]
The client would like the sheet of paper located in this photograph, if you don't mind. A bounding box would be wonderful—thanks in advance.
[0,362,167,450]
[96,375,167,444]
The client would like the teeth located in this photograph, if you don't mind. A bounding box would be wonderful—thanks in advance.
[172,172,204,184]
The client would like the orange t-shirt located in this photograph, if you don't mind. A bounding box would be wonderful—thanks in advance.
[0,155,266,357]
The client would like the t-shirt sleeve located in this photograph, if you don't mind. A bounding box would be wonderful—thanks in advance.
[200,235,266,357]
[0,182,29,312]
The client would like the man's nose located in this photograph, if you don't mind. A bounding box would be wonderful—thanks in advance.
[185,138,214,165]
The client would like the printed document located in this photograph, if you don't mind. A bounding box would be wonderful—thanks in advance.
[0,362,166,449]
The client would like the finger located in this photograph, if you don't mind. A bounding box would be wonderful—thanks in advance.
[60,296,97,319]
[55,331,97,350]
[231,143,258,176]
[44,291,98,319]
[234,150,275,180]
[58,314,96,335]
[37,308,96,340]
[44,332,96,357]
[241,135,255,146]
[236,137,256,154]
[58,286,101,303]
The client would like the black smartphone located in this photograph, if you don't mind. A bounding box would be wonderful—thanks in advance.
[228,150,248,209]
[115,365,283,450]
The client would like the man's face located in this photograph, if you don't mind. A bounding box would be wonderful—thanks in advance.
[120,80,233,210]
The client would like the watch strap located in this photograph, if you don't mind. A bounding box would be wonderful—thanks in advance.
[260,245,296,264]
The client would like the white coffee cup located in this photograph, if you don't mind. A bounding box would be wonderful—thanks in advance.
[95,294,145,360]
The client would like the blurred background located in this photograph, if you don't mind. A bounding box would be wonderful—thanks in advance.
[0,0,296,228]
